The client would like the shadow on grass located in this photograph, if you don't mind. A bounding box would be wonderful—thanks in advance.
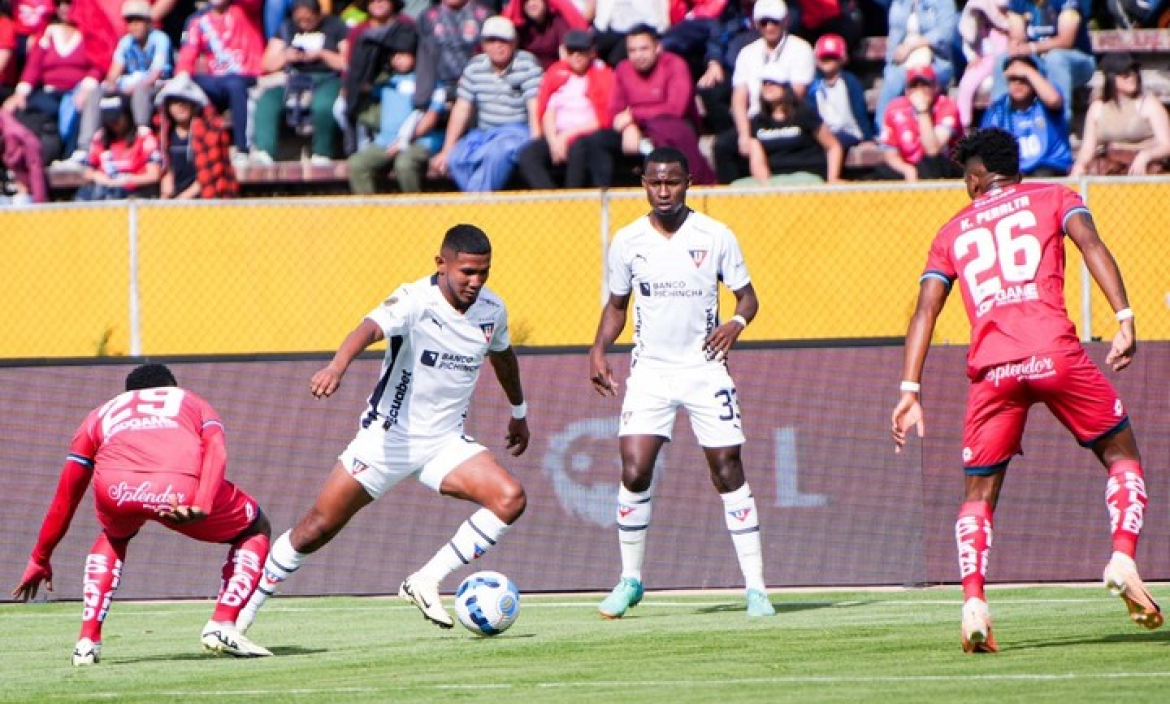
[695,600,843,616]
[1005,629,1170,651]
[114,646,325,663]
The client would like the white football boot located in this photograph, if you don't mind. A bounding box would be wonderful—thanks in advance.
[399,572,454,629]
[201,620,273,657]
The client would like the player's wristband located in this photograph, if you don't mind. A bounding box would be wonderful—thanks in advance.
[1115,308,1134,322]
[511,401,528,419]
[730,314,748,328]
[899,381,921,394]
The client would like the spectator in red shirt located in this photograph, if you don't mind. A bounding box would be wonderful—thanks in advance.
[75,93,161,199]
[0,0,17,104]
[516,28,614,188]
[571,24,716,187]
[155,73,239,199]
[176,0,265,162]
[2,0,104,163]
[502,0,589,70]
[874,64,963,181]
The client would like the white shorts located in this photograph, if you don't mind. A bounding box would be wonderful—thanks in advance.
[619,364,746,448]
[339,425,488,499]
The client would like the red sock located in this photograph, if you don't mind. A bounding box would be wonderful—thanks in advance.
[79,533,127,642]
[1106,460,1146,558]
[211,532,270,623]
[955,501,993,601]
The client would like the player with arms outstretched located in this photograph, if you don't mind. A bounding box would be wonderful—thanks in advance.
[589,146,775,619]
[891,127,1160,653]
[12,363,273,664]
[239,223,529,633]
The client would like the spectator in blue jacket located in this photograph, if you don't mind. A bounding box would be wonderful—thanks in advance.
[989,0,1094,126]
[979,54,1070,176]
[807,33,872,155]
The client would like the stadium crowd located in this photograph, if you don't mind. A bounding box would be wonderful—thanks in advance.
[0,0,1167,203]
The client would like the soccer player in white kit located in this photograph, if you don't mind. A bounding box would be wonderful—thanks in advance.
[238,224,530,632]
[589,147,776,618]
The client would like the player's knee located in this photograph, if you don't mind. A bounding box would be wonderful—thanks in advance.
[620,465,654,493]
[491,482,527,524]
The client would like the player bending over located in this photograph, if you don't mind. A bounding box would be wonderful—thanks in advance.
[238,223,530,634]
[12,363,273,664]
[892,127,1161,653]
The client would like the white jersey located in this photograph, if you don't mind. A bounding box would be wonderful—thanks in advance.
[360,275,510,437]
[607,210,751,370]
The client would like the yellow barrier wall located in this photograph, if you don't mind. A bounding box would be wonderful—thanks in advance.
[2,183,1165,358]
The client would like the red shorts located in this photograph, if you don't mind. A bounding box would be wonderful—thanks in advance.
[961,347,1129,473]
[93,470,260,543]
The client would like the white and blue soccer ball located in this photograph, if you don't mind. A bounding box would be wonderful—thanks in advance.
[454,570,520,636]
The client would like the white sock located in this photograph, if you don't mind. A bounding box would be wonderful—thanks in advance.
[722,483,766,592]
[241,531,305,618]
[419,508,510,584]
[617,484,653,583]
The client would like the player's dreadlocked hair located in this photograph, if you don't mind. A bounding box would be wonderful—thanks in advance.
[644,146,689,176]
[125,363,178,391]
[953,127,1020,178]
[442,224,492,256]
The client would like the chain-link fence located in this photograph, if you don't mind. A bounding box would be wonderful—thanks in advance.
[2,179,1166,358]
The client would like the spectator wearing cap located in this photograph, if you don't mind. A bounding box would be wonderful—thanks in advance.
[979,55,1070,176]
[155,73,238,198]
[591,0,669,66]
[515,27,613,188]
[989,0,1092,126]
[431,16,543,191]
[176,0,265,162]
[416,0,492,97]
[873,0,956,131]
[503,0,589,70]
[347,23,447,193]
[2,0,103,165]
[76,93,161,199]
[1071,52,1170,177]
[873,64,961,181]
[0,107,48,201]
[252,0,348,165]
[100,0,172,132]
[733,62,841,186]
[713,0,814,183]
[807,32,871,155]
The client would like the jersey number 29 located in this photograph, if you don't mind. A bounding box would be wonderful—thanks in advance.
[100,388,186,437]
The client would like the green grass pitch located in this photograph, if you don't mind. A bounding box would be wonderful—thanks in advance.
[3,586,1168,703]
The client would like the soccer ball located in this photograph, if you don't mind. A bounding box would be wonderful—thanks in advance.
[454,571,520,636]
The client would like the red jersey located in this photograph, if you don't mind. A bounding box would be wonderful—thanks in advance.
[70,387,222,479]
[923,181,1089,377]
[881,95,961,164]
[86,130,162,188]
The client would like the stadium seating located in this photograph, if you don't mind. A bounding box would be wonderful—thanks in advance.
[44,29,1170,197]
